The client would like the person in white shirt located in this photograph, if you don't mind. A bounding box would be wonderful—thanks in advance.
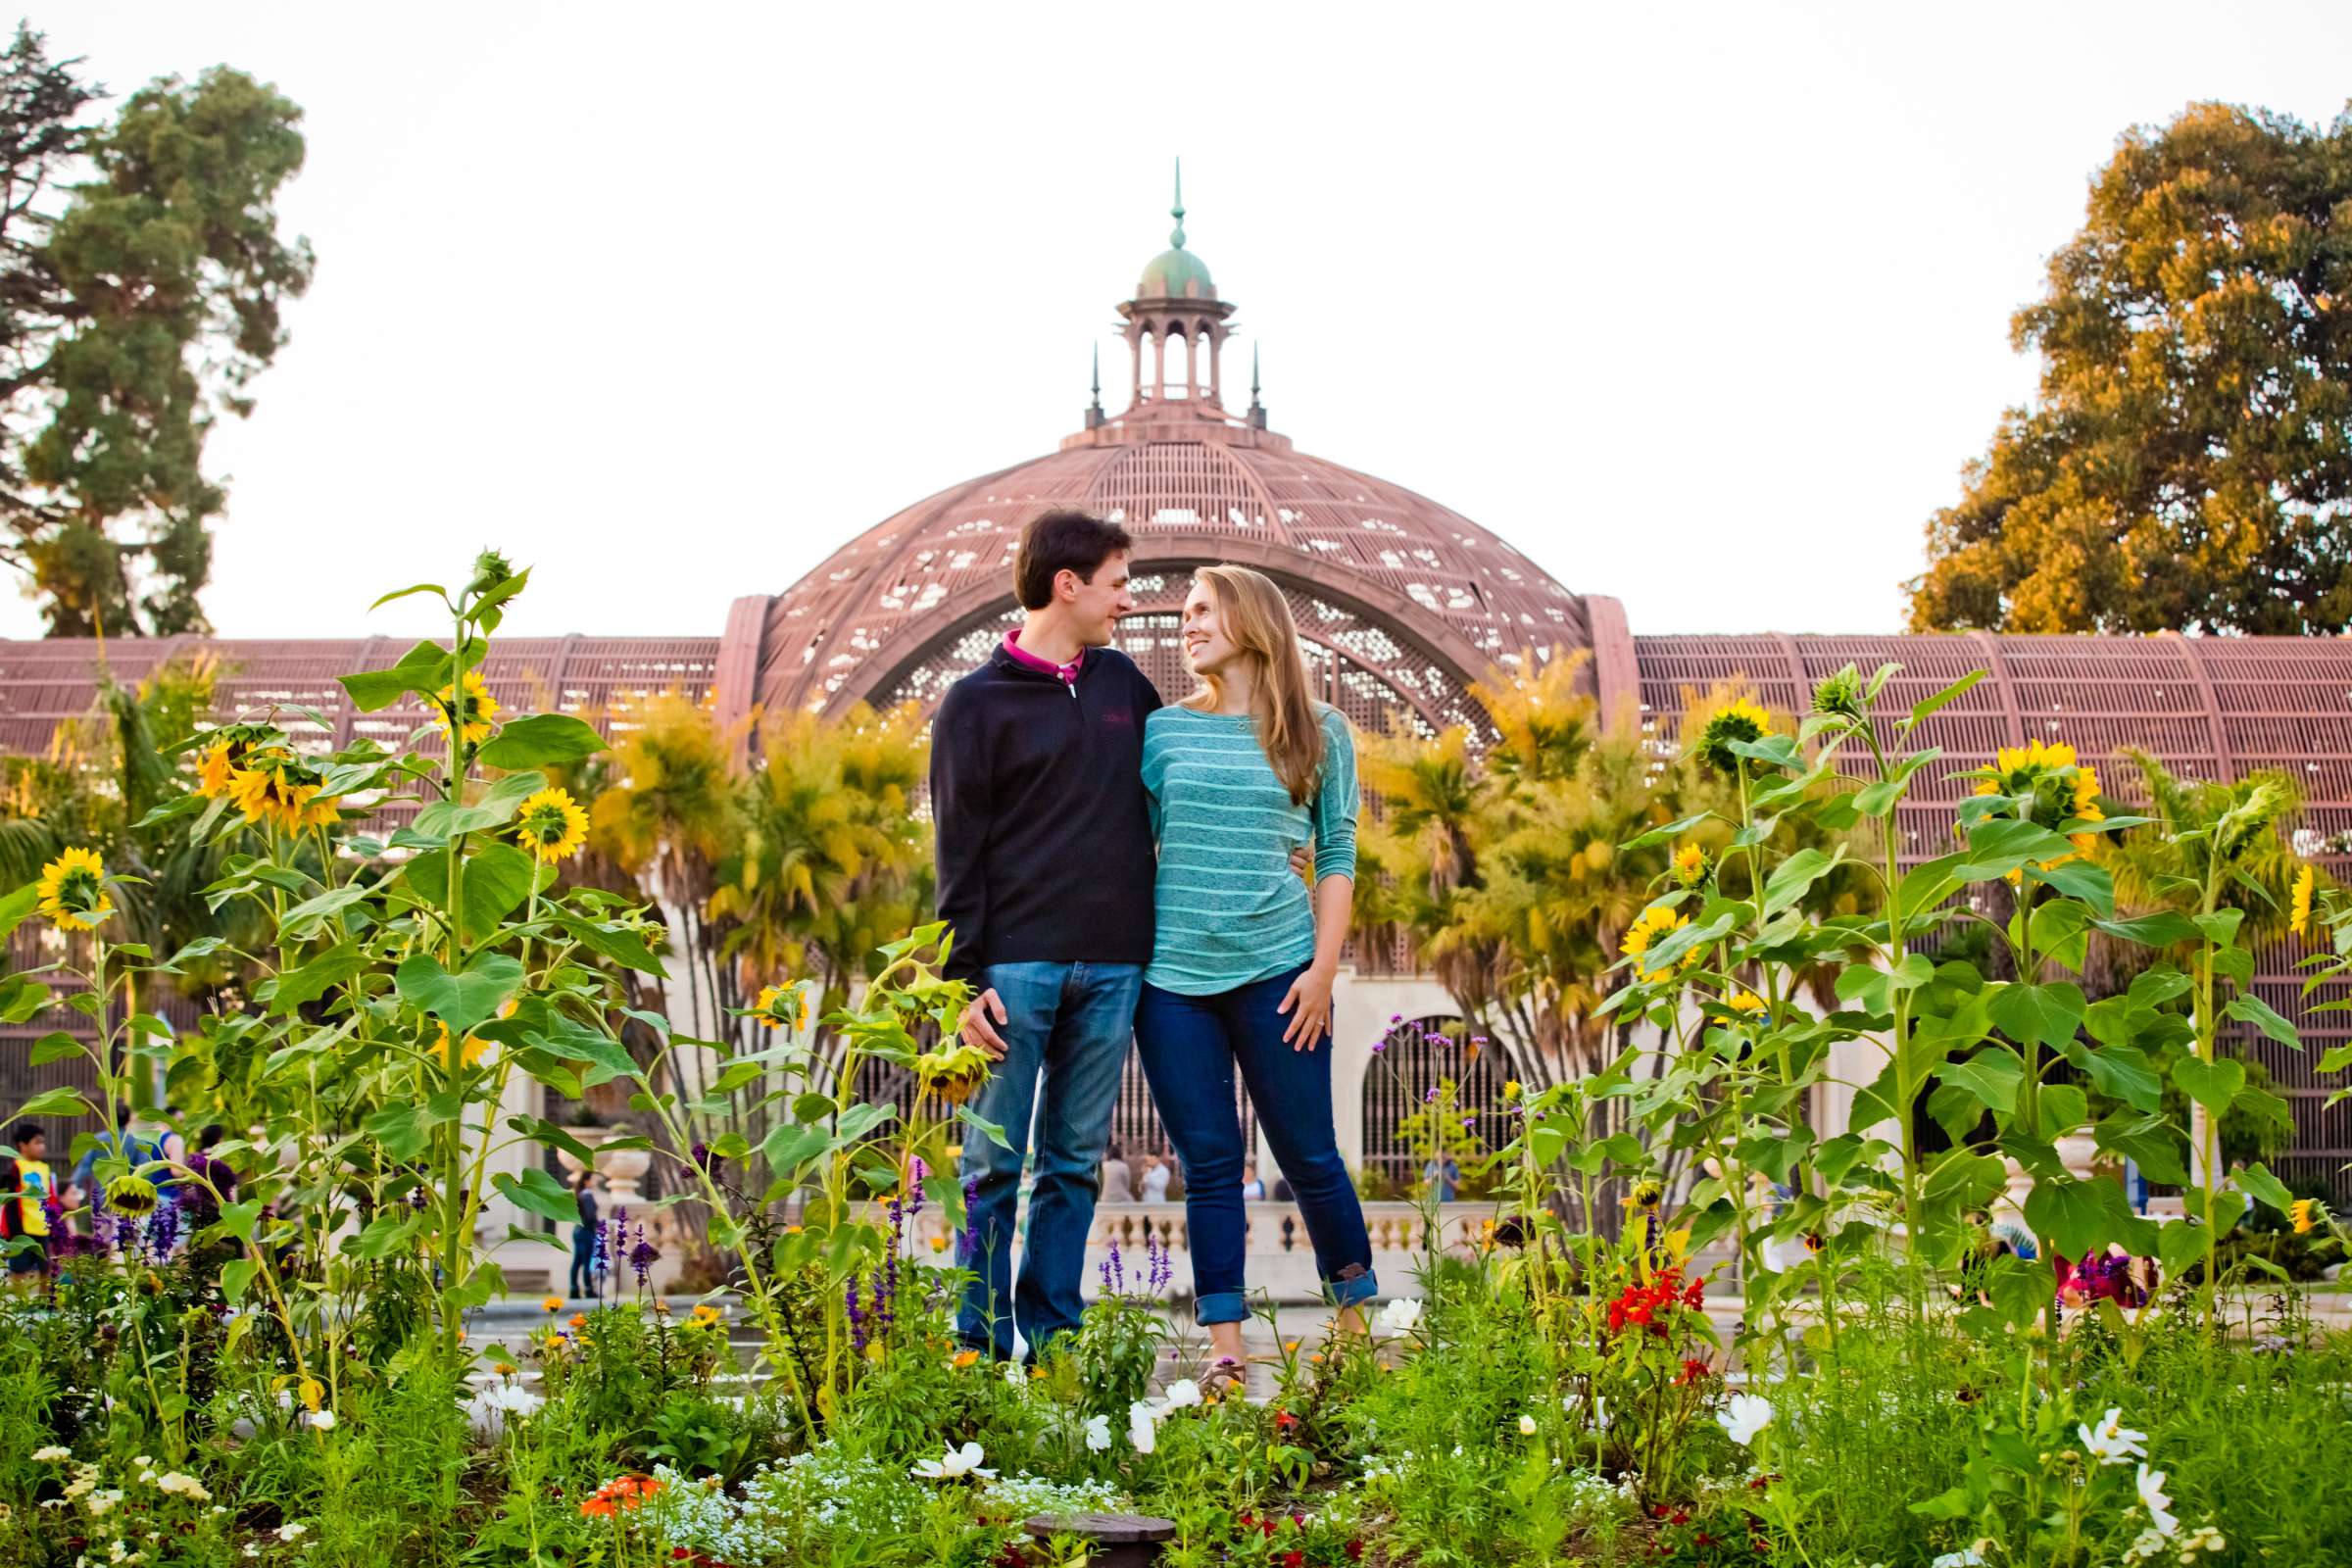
[1138,1152,1171,1202]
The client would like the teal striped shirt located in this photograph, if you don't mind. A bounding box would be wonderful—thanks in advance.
[1142,704,1358,995]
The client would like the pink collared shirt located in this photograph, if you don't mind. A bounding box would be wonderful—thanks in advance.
[1002,631,1084,686]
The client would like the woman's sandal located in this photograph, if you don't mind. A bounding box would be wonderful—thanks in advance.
[1200,1355,1249,1401]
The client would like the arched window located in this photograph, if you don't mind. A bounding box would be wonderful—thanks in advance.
[1158,325,1188,399]
[1359,1015,1511,1199]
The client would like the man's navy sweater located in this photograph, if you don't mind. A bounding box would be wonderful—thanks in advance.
[929,641,1162,986]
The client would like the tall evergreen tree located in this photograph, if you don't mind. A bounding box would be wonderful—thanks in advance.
[1909,103,2352,635]
[0,24,311,637]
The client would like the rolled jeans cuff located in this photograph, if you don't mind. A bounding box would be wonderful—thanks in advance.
[1325,1268,1379,1310]
[1193,1289,1250,1327]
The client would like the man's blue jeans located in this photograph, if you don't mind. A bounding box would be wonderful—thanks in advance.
[1133,962,1378,1325]
[956,960,1143,1359]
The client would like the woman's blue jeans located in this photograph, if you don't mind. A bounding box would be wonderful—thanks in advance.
[956,960,1143,1360]
[567,1225,596,1298]
[1133,963,1378,1325]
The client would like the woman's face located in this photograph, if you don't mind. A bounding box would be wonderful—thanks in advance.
[1182,577,1241,677]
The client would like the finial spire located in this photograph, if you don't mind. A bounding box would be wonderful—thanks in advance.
[1170,157,1186,249]
[1092,343,1102,399]
[1250,342,1259,402]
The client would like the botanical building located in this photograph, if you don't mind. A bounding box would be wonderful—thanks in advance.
[1,181,2346,1200]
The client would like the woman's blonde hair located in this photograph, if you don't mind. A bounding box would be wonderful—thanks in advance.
[1183,564,1326,805]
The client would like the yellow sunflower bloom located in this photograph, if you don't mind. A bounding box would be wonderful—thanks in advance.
[2291,1198,2324,1235]
[753,981,814,1031]
[913,1041,994,1104]
[1620,905,1694,983]
[36,846,112,933]
[514,787,590,863]
[1672,842,1708,888]
[1729,991,1766,1012]
[436,668,501,751]
[428,1019,493,1070]
[196,740,238,798]
[2291,863,2315,939]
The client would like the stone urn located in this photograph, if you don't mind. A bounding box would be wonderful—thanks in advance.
[594,1134,653,1206]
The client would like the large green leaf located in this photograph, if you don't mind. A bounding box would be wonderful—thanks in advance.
[554,914,666,977]
[338,638,480,712]
[760,1120,831,1178]
[2171,1055,2245,1120]
[2223,995,2300,1051]
[2092,1110,2187,1184]
[1954,818,2078,882]
[2061,1039,2163,1112]
[267,941,369,1014]
[2023,1176,2157,1258]
[2235,1161,2296,1217]
[1761,848,1840,918]
[395,952,525,1036]
[1939,1046,2025,1115]
[1619,812,1715,852]
[2093,911,2199,948]
[492,1166,584,1226]
[0,882,40,947]
[477,713,606,770]
[404,841,540,942]
[407,771,547,843]
[276,882,378,945]
[1986,981,2085,1050]
[1905,669,1984,731]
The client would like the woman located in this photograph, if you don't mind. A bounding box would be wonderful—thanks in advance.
[1133,564,1376,1393]
[568,1167,601,1300]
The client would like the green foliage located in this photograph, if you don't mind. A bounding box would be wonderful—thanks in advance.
[1909,102,2352,635]
[0,24,312,635]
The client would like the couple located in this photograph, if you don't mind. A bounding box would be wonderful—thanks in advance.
[932,509,1374,1388]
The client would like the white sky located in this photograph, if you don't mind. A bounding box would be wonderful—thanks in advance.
[26,1,2352,645]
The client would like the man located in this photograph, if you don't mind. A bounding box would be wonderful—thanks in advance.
[1100,1140,1136,1205]
[932,509,1160,1360]
[1,1121,54,1284]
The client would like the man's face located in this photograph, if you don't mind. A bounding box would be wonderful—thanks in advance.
[19,1135,43,1162]
[1062,552,1135,647]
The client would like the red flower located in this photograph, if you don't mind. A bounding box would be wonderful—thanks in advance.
[1670,1509,1690,1526]
[1676,1357,1710,1386]
[1627,1303,1652,1326]
[1275,1410,1299,1431]
[1346,1544,1364,1562]
[1283,1554,1304,1568]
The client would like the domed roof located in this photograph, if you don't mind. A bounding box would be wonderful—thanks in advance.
[738,429,1592,737]
[1140,244,1214,300]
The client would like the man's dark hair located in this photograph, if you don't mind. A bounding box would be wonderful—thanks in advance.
[197,1124,226,1152]
[1013,510,1132,612]
[9,1122,43,1149]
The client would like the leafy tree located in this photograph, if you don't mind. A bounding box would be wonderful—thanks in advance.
[1908,103,2352,635]
[0,24,312,637]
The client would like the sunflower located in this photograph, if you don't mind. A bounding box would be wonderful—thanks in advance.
[1672,842,1708,888]
[224,752,342,834]
[196,740,238,798]
[2291,1198,2323,1236]
[754,982,814,1031]
[1970,737,2103,883]
[2291,863,2315,939]
[436,668,501,751]
[105,1173,159,1217]
[36,847,113,932]
[1620,905,1694,983]
[1692,697,1774,774]
[1728,991,1766,1013]
[912,1041,994,1105]
[514,787,589,863]
[429,1018,493,1070]
[191,723,275,800]
[2067,763,2106,851]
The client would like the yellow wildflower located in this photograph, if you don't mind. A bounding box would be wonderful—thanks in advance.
[36,846,112,933]
[436,668,500,751]
[514,786,590,863]
[1620,905,1694,983]
[2291,863,2315,939]
[541,1296,564,1313]
[1501,1080,1521,1102]
[953,1349,980,1369]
